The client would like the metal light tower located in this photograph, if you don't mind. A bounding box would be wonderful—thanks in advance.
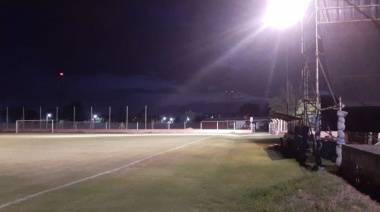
[58,72,64,121]
[264,0,380,169]
[301,0,380,130]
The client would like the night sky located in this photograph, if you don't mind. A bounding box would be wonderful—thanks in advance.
[0,0,303,115]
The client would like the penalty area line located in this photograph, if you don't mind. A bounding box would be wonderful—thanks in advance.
[0,135,214,210]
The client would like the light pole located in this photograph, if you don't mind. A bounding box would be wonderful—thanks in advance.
[168,117,173,129]
[184,117,190,129]
[59,72,64,116]
[93,114,98,129]
[225,90,234,116]
[46,113,52,128]
[46,113,52,121]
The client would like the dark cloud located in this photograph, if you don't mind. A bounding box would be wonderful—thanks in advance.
[0,0,300,114]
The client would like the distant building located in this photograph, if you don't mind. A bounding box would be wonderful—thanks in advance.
[201,116,271,131]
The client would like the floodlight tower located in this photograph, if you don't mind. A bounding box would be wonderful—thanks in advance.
[265,0,380,169]
[59,72,64,100]
[58,72,65,116]
[301,0,380,168]
[301,0,380,134]
[264,0,380,126]
[300,1,319,133]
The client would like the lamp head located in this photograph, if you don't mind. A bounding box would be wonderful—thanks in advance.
[263,0,311,30]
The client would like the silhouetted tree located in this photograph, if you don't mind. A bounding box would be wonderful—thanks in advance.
[268,96,287,114]
[268,82,302,115]
[262,103,271,116]
[238,103,262,117]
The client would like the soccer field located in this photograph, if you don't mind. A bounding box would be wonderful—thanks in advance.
[0,134,221,210]
[0,134,280,211]
[1,133,378,211]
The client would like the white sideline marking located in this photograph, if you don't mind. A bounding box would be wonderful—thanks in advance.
[0,136,214,209]
[0,133,240,139]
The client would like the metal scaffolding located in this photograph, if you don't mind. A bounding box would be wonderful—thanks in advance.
[301,0,380,137]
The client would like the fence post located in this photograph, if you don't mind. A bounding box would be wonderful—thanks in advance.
[6,107,9,129]
[90,106,93,129]
[73,106,76,129]
[39,107,42,129]
[56,106,59,128]
[145,105,147,129]
[126,106,129,129]
[109,106,111,129]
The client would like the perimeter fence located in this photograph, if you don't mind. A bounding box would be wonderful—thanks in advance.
[0,106,257,133]
[0,105,202,130]
[1,120,203,132]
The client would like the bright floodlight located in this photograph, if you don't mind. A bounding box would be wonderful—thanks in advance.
[263,0,310,29]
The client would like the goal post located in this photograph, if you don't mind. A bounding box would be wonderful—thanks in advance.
[15,120,54,133]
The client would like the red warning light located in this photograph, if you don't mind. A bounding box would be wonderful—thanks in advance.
[59,72,64,77]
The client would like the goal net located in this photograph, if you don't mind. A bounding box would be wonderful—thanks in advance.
[15,120,54,133]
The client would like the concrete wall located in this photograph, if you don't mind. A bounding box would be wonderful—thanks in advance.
[341,144,380,197]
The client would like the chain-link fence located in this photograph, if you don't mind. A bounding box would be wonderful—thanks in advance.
[0,105,203,131]
[0,106,262,133]
[1,121,202,132]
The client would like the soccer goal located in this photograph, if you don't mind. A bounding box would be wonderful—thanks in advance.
[15,120,54,133]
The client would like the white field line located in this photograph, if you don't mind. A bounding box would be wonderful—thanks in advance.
[0,135,214,210]
[0,133,240,139]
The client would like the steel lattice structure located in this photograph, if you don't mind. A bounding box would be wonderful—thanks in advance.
[301,0,380,138]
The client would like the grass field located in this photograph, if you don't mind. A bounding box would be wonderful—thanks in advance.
[0,133,379,211]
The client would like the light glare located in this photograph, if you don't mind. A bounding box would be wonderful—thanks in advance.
[263,0,310,29]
